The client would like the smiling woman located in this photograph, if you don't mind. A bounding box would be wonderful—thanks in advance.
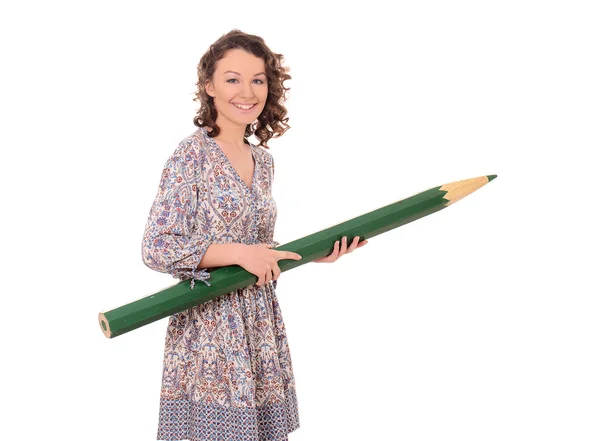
[142,30,301,441]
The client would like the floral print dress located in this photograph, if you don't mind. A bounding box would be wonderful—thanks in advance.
[142,127,299,441]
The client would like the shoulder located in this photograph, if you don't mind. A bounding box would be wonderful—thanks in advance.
[165,127,208,169]
[252,142,275,169]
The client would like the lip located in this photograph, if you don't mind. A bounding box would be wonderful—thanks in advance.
[231,102,258,113]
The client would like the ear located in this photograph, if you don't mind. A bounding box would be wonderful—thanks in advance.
[204,81,215,98]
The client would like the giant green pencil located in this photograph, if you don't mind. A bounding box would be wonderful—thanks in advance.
[99,174,497,338]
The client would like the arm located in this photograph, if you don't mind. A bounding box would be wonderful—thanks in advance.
[196,243,245,268]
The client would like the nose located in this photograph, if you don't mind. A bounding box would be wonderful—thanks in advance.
[240,81,255,99]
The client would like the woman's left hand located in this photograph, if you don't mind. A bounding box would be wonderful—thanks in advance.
[312,236,368,263]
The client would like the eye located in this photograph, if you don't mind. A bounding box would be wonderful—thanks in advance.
[226,78,266,85]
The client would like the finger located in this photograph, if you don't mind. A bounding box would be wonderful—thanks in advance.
[265,269,273,283]
[329,240,340,260]
[280,251,302,261]
[339,236,348,256]
[256,274,265,286]
[357,240,368,248]
[322,254,334,262]
[272,264,281,281]
[313,255,330,263]
[331,240,339,255]
[346,236,360,253]
[315,245,337,263]
[315,256,335,263]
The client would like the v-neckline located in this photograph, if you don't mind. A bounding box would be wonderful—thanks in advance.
[205,130,257,193]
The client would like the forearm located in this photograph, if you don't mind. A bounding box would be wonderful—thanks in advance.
[197,243,245,269]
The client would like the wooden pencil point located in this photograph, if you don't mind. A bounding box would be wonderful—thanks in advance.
[440,175,496,206]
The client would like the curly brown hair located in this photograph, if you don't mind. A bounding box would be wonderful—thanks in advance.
[192,30,291,149]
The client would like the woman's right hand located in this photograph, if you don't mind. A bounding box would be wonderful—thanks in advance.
[236,243,302,286]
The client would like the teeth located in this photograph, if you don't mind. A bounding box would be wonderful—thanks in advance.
[234,103,254,110]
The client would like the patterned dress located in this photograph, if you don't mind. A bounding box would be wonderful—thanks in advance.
[142,127,300,441]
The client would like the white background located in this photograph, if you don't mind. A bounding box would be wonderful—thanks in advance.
[1,1,599,440]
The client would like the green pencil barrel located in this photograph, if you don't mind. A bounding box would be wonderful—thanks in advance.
[99,187,450,338]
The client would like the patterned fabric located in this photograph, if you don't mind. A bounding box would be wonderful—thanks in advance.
[142,127,299,441]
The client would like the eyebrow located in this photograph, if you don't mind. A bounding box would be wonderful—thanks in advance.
[223,70,267,77]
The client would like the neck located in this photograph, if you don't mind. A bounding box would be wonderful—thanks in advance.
[212,117,249,150]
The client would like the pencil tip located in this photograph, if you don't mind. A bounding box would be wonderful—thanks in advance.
[487,174,497,182]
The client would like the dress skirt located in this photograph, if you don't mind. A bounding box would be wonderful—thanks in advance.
[157,280,300,441]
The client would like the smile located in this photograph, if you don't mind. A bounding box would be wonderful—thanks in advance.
[232,103,257,110]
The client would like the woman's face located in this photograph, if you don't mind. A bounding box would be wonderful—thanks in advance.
[205,48,269,130]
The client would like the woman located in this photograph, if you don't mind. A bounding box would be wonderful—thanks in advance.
[142,29,368,441]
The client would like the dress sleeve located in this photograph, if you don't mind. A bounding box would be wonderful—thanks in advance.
[141,137,213,288]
